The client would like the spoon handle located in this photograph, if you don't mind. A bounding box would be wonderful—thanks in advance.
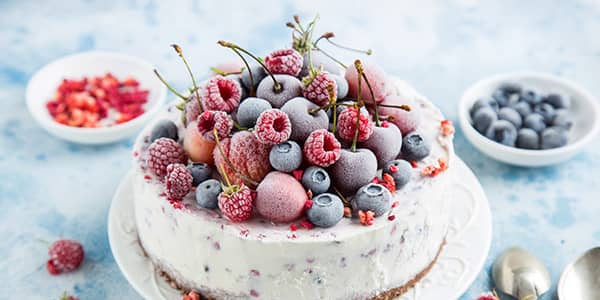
[516,276,539,300]
[519,296,537,300]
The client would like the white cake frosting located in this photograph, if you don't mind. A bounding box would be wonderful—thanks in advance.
[132,79,454,300]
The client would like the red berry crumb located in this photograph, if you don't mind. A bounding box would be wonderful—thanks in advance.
[183,290,201,300]
[196,110,233,140]
[381,173,396,192]
[303,72,337,106]
[165,163,193,200]
[388,164,399,173]
[147,138,187,178]
[254,109,292,144]
[265,49,303,76]
[343,207,352,218]
[199,75,242,113]
[304,199,313,210]
[292,169,303,181]
[303,129,341,167]
[218,185,254,222]
[336,107,374,142]
[47,239,84,275]
[300,220,314,230]
[410,161,418,168]
[358,210,375,226]
[388,215,396,221]
[441,119,455,137]
[289,223,298,231]
[476,291,499,300]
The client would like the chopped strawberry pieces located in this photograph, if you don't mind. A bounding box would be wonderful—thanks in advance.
[46,73,149,128]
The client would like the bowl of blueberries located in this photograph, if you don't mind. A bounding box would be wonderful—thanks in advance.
[458,72,600,167]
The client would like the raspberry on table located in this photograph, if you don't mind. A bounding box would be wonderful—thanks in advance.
[303,129,341,167]
[254,109,292,144]
[147,138,187,178]
[265,49,303,76]
[165,163,193,200]
[199,75,242,113]
[47,239,84,275]
[303,72,337,106]
[336,107,374,142]
[196,110,233,141]
[218,184,254,222]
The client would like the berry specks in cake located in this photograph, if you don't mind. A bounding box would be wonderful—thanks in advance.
[249,289,260,298]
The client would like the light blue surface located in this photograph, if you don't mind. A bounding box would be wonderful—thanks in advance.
[1,1,599,299]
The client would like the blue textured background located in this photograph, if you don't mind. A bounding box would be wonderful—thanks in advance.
[1,1,599,299]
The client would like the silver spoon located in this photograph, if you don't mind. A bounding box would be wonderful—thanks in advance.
[492,247,551,300]
[558,247,600,300]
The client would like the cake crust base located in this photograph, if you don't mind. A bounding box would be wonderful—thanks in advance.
[141,237,446,300]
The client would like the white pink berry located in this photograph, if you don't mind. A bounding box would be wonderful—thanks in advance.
[254,109,292,145]
[336,107,374,142]
[47,239,84,275]
[165,163,193,200]
[303,72,337,106]
[147,138,187,178]
[265,49,303,76]
[218,184,254,222]
[303,129,342,167]
[199,75,242,113]
[196,110,233,141]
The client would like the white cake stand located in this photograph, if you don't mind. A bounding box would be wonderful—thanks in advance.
[108,157,492,300]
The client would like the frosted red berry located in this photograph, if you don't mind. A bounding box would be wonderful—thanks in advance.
[147,138,187,178]
[303,129,341,167]
[303,72,337,106]
[196,110,233,141]
[218,184,254,222]
[165,163,193,200]
[254,109,292,144]
[476,292,499,300]
[199,75,242,113]
[47,239,84,275]
[265,49,303,76]
[336,107,374,142]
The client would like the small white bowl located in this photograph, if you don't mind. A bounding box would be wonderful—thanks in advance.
[458,72,600,167]
[26,51,167,144]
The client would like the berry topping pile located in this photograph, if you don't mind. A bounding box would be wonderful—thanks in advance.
[141,15,452,229]
[470,83,573,149]
[46,73,149,127]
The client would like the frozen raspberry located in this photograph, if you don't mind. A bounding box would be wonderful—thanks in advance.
[213,131,271,186]
[199,75,242,113]
[218,184,254,222]
[265,49,303,76]
[165,163,193,200]
[147,138,187,178]
[303,129,341,167]
[196,110,233,141]
[254,109,292,144]
[47,239,84,275]
[337,107,374,142]
[303,72,337,106]
[345,61,390,104]
[476,291,499,300]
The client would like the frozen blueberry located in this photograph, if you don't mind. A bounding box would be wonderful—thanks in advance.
[485,120,517,146]
[520,89,543,105]
[492,89,509,107]
[269,141,302,172]
[306,193,344,228]
[544,93,571,109]
[383,159,412,189]
[523,113,547,133]
[552,109,573,130]
[401,132,431,161]
[511,101,532,119]
[281,97,329,141]
[301,166,331,195]
[498,82,523,95]
[541,127,568,149]
[241,64,267,91]
[187,162,212,186]
[150,119,178,142]
[256,75,303,108]
[516,128,539,149]
[236,97,272,128]
[196,179,222,209]
[354,183,392,217]
[332,74,349,99]
[497,107,522,128]
[472,106,498,134]
[533,103,556,124]
[470,96,499,118]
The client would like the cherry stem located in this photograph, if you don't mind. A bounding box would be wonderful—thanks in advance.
[217,40,282,93]
[153,69,187,101]
[355,59,381,126]
[326,38,372,55]
[212,128,259,187]
[332,186,350,207]
[233,121,248,131]
[311,45,348,69]
[171,44,203,113]
[230,47,255,96]
[328,82,338,134]
[219,163,232,189]
[210,67,242,76]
